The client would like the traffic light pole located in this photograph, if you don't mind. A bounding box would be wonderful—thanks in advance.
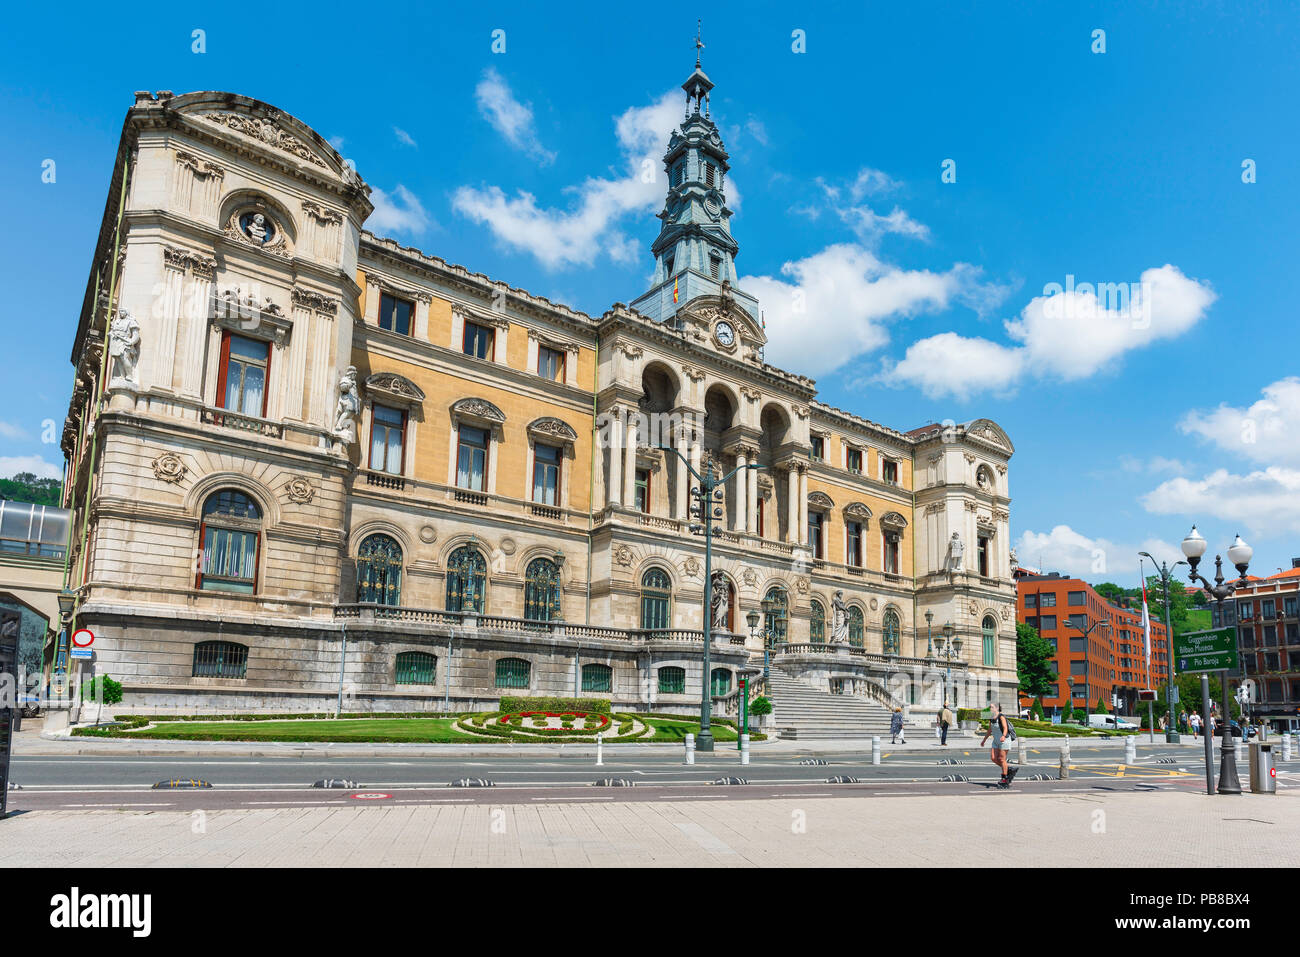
[660,446,757,753]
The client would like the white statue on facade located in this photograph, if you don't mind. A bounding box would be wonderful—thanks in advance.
[830,590,850,644]
[333,366,360,445]
[107,310,140,387]
[948,532,964,572]
[246,213,268,244]
[710,574,730,632]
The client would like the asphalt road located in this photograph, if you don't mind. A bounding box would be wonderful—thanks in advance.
[10,743,1288,810]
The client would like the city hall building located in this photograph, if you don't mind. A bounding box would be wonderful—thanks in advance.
[57,63,1018,715]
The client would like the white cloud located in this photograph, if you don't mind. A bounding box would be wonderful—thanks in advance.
[1015,525,1182,582]
[810,168,926,244]
[890,264,1215,400]
[1178,377,1300,466]
[1142,467,1300,536]
[0,456,62,481]
[849,167,900,200]
[368,185,432,236]
[1119,455,1188,475]
[475,67,556,165]
[742,244,1007,378]
[327,135,345,151]
[0,421,28,440]
[453,90,680,269]
[887,332,1024,401]
[393,127,418,148]
[744,117,769,146]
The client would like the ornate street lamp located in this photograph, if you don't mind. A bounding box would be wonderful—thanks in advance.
[934,622,962,708]
[925,609,934,658]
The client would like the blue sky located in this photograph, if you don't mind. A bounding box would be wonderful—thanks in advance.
[2,1,1298,584]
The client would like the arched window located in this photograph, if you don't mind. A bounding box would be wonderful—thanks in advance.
[395,651,436,685]
[198,490,261,593]
[581,663,612,693]
[192,640,248,678]
[764,586,788,643]
[640,567,672,630]
[658,666,686,694]
[883,609,900,654]
[446,545,487,613]
[356,534,403,606]
[849,606,865,647]
[982,615,997,666]
[524,557,562,622]
[495,657,531,689]
[809,600,826,643]
[710,668,731,696]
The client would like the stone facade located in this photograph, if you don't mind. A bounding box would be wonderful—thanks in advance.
[58,75,1017,715]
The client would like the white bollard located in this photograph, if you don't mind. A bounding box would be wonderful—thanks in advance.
[1125,736,1137,765]
[871,735,881,766]
[684,732,696,766]
[1017,739,1028,767]
[740,734,750,766]
[1283,733,1292,762]
[596,731,603,766]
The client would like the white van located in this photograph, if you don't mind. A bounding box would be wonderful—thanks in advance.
[1088,714,1138,730]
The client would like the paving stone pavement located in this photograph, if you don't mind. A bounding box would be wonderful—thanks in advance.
[2,789,1295,867]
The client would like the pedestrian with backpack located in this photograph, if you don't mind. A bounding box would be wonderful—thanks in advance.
[980,702,1017,786]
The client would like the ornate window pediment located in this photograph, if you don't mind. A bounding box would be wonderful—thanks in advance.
[211,288,293,346]
[450,397,506,431]
[843,501,873,521]
[808,491,835,511]
[528,416,578,451]
[365,372,425,407]
[880,510,909,536]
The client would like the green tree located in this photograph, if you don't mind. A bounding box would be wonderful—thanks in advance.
[1015,621,1057,699]
[1093,582,1129,603]
[81,674,124,726]
[1095,695,1108,714]
[0,472,61,507]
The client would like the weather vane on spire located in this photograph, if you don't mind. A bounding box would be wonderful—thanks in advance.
[695,18,705,67]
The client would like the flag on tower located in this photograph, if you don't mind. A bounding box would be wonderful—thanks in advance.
[672,274,679,304]
[1140,572,1152,666]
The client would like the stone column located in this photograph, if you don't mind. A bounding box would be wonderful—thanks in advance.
[733,448,748,532]
[623,411,639,506]
[747,463,759,536]
[798,465,809,546]
[675,426,690,520]
[153,256,185,391]
[787,466,799,543]
[607,408,623,508]
[284,299,311,422]
[178,264,213,400]
[688,431,702,509]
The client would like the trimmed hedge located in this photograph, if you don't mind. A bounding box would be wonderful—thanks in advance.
[499,696,611,715]
[112,711,455,723]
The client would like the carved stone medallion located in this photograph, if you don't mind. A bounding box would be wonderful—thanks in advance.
[284,476,315,504]
[151,452,186,484]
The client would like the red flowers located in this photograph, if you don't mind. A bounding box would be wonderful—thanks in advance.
[497,711,609,731]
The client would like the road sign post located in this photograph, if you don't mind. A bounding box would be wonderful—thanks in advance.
[1173,627,1238,674]
[0,609,18,819]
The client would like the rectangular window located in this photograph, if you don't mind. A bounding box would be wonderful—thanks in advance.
[810,436,825,461]
[983,634,995,666]
[709,255,721,279]
[1266,653,1280,671]
[704,163,715,187]
[846,522,863,567]
[1068,591,1086,606]
[1238,600,1254,619]
[1284,597,1298,618]
[1025,615,1040,629]
[1040,615,1057,630]
[218,333,270,418]
[533,443,561,506]
[658,666,686,694]
[1070,660,1087,676]
[846,448,863,473]
[463,320,495,360]
[200,526,258,593]
[378,292,413,336]
[456,425,489,491]
[634,469,650,513]
[1263,625,1277,646]
[1040,593,1057,607]
[368,404,406,475]
[808,512,824,560]
[1241,627,1255,648]
[1068,613,1086,629]
[1287,623,1299,644]
[1024,594,1039,608]
[538,345,565,381]
[882,460,899,484]
[977,536,990,577]
[883,533,900,575]
[1069,636,1085,653]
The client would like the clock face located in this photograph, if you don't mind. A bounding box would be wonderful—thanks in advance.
[715,321,735,346]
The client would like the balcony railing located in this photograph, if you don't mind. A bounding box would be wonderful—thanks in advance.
[201,407,283,438]
[364,471,405,491]
[453,489,488,506]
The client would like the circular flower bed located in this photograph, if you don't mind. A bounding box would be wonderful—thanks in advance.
[498,711,611,733]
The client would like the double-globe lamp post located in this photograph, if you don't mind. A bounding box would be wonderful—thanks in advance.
[660,445,759,753]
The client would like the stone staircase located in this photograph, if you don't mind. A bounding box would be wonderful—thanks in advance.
[767,669,897,740]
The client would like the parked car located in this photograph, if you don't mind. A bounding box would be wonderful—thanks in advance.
[1088,714,1139,730]
[1213,721,1257,739]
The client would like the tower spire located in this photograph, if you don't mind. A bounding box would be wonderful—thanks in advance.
[695,18,705,68]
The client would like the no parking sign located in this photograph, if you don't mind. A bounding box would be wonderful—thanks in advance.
[70,628,94,660]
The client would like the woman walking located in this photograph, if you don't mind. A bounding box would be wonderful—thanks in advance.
[890,707,906,745]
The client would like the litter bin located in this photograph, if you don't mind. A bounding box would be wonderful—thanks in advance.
[1248,742,1276,794]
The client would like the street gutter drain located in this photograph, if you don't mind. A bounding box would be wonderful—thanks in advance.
[826,775,860,784]
[712,777,749,786]
[451,778,494,788]
[594,778,636,787]
[313,779,359,789]
[798,758,829,766]
[939,774,970,783]
[152,779,212,790]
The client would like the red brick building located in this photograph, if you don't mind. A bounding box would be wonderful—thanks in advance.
[1015,572,1170,716]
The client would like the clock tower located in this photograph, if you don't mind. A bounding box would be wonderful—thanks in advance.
[630,38,760,327]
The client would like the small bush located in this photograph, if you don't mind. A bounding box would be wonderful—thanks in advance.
[749,696,772,716]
